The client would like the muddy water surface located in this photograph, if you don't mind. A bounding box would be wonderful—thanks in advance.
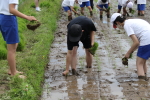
[41,1,150,100]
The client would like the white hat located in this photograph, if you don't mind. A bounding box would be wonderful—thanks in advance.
[127,1,133,8]
[110,13,121,23]
[110,13,122,28]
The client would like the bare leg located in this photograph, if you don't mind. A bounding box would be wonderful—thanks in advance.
[7,43,18,76]
[81,7,84,15]
[71,47,78,69]
[67,10,72,21]
[63,46,78,75]
[100,11,103,18]
[136,56,146,76]
[85,49,93,67]
[35,0,39,7]
[143,61,147,74]
[117,9,121,13]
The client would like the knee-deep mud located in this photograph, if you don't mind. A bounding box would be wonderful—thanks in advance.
[41,1,150,100]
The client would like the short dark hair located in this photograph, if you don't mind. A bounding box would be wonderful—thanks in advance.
[102,0,107,3]
[113,16,126,25]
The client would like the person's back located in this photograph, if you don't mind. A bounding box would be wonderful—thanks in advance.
[67,16,95,38]
[124,19,150,46]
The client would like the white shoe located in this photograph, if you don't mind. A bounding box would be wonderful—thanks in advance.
[36,7,41,11]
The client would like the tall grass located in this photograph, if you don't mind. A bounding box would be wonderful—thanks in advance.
[0,0,61,99]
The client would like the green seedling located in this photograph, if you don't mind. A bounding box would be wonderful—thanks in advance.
[73,6,78,11]
[26,21,41,31]
[88,42,99,55]
[130,9,135,14]
[103,6,110,12]
[122,57,128,66]
[129,53,132,58]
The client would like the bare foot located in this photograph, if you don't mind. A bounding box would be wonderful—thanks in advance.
[18,75,26,79]
[8,70,23,75]
[62,70,69,76]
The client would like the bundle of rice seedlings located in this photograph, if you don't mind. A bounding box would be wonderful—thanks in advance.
[122,57,128,66]
[131,9,135,14]
[88,42,99,55]
[26,21,41,31]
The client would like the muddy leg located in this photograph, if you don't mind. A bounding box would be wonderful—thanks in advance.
[81,7,84,15]
[136,57,146,76]
[85,49,93,68]
[68,15,72,21]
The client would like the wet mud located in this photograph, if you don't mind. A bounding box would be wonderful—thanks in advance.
[41,1,150,100]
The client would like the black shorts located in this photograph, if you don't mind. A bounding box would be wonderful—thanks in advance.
[67,36,92,50]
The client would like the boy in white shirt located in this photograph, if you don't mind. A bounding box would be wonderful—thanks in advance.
[110,13,150,81]
[0,0,37,78]
[62,0,80,21]
[96,0,110,19]
[76,0,93,16]
[135,0,146,16]
[117,0,134,17]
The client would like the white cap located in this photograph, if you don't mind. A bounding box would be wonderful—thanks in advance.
[110,13,122,23]
[127,1,133,8]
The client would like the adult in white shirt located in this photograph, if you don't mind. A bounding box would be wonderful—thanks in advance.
[110,13,150,81]
[135,0,146,16]
[117,0,134,17]
[75,0,93,16]
[62,0,80,21]
[0,0,36,78]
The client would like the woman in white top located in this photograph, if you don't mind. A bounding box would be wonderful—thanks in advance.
[111,13,150,80]
[62,0,80,21]
[0,0,36,78]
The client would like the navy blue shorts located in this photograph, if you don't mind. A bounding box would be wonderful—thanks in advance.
[137,44,150,60]
[63,6,71,12]
[67,36,91,50]
[98,4,109,11]
[118,5,122,10]
[80,1,91,7]
[137,4,146,11]
[0,14,19,44]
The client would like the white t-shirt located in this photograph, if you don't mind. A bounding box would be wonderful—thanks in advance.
[124,19,150,46]
[0,0,18,15]
[77,0,89,4]
[137,0,146,4]
[118,0,134,7]
[62,0,75,7]
[97,0,110,5]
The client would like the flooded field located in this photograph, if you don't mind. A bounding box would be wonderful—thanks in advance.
[41,1,150,100]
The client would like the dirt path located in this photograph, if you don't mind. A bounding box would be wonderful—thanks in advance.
[41,1,150,100]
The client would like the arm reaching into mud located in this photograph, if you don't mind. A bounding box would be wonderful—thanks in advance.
[70,6,80,16]
[9,4,37,21]
[125,34,139,58]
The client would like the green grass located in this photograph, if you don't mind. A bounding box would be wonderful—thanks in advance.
[0,0,61,99]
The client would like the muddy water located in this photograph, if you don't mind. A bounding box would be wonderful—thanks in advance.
[41,1,150,100]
